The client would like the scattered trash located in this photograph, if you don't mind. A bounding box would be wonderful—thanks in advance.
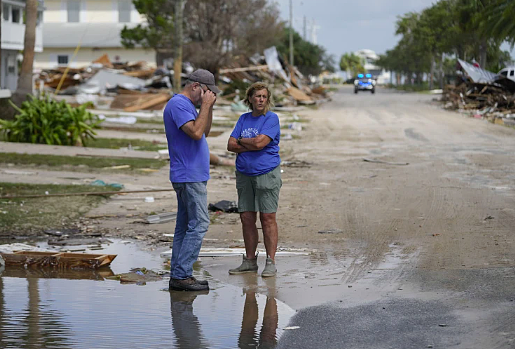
[146,212,177,224]
[208,200,238,213]
[284,326,301,330]
[438,324,448,327]
[90,180,125,189]
[107,267,162,284]
[98,115,137,124]
[144,197,155,203]
[484,215,494,220]
[102,165,131,170]
[281,160,311,168]
[318,229,343,234]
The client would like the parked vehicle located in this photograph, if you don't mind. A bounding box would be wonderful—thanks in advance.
[498,66,515,83]
[354,73,376,94]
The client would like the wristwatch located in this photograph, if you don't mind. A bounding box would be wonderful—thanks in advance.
[237,136,242,145]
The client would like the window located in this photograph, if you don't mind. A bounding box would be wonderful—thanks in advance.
[510,70,514,77]
[12,7,21,23]
[67,0,81,23]
[58,55,69,65]
[2,4,9,21]
[7,56,16,74]
[500,70,508,77]
[118,0,131,23]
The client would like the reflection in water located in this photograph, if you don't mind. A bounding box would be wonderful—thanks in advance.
[239,291,278,348]
[0,277,73,349]
[170,290,211,349]
[1,267,114,281]
[0,241,294,348]
[170,274,281,349]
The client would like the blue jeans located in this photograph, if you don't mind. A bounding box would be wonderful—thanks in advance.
[170,181,210,280]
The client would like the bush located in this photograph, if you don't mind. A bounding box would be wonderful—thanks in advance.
[0,95,101,146]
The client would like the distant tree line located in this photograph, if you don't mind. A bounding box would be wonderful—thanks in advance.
[121,0,334,79]
[375,0,515,89]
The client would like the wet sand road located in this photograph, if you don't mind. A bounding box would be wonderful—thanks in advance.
[208,86,515,348]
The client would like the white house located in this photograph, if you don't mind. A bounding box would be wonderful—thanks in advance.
[1,0,44,91]
[34,0,155,69]
[354,49,391,85]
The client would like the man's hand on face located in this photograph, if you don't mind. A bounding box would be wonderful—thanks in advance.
[201,89,217,107]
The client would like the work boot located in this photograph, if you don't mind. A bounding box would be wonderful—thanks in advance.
[228,254,258,275]
[191,276,209,286]
[169,277,209,291]
[261,257,277,278]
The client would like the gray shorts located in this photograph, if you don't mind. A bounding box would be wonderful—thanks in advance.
[236,166,282,213]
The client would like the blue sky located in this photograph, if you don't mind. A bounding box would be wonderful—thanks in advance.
[272,0,515,63]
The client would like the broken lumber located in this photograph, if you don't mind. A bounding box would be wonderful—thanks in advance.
[123,94,171,112]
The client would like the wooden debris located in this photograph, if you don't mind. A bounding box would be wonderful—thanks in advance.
[123,93,171,112]
[0,251,117,269]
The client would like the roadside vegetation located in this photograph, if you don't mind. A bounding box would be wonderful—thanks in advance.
[0,96,100,146]
[374,0,515,91]
[0,182,120,235]
[1,153,166,172]
[87,138,167,152]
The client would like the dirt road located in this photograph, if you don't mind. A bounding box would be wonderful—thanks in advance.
[206,85,515,348]
[3,85,514,347]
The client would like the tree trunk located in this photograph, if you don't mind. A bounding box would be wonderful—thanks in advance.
[439,53,444,90]
[429,56,435,90]
[173,0,184,93]
[479,39,487,69]
[12,0,38,105]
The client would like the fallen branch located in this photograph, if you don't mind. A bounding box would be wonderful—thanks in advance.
[363,158,409,166]
[1,188,174,199]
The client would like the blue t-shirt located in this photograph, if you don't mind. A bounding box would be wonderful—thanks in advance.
[163,94,210,183]
[230,111,281,176]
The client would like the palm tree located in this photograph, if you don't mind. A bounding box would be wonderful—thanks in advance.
[481,0,515,44]
[339,53,365,78]
[14,0,38,99]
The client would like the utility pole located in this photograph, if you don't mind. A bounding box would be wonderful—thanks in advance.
[173,0,184,93]
[289,0,294,66]
[303,16,306,41]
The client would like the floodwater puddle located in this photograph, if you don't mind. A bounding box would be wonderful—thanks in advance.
[0,240,295,349]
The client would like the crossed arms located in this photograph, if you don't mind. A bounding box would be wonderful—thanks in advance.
[227,134,272,153]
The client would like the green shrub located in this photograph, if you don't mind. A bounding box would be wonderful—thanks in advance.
[0,95,101,146]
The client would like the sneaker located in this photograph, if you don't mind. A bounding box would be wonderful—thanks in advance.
[261,258,277,278]
[169,277,209,291]
[228,254,258,275]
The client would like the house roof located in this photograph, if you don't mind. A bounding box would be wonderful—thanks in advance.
[43,23,141,48]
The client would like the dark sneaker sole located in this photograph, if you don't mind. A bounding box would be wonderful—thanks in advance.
[169,285,209,291]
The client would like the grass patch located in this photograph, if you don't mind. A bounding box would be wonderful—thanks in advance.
[87,138,167,151]
[1,153,167,172]
[0,182,120,234]
[100,125,165,134]
[136,118,164,125]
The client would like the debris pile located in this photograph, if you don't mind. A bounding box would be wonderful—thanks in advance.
[36,47,330,112]
[441,59,515,127]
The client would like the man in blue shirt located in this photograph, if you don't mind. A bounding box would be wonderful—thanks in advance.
[163,69,219,291]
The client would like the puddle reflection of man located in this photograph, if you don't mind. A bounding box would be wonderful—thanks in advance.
[238,289,279,348]
[170,290,210,348]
